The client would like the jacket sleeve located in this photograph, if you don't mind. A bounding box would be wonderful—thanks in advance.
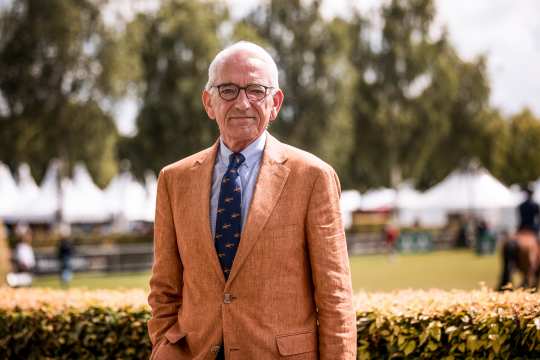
[147,168,183,348]
[306,167,357,359]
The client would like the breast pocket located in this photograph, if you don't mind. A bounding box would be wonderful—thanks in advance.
[268,224,302,239]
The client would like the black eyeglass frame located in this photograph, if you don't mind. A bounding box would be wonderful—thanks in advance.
[211,83,275,102]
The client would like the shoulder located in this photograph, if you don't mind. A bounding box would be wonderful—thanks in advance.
[273,138,337,178]
[266,135,340,193]
[159,145,215,179]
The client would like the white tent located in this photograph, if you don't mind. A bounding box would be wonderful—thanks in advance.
[356,183,424,212]
[144,171,157,222]
[422,168,517,210]
[395,183,427,226]
[412,168,519,229]
[9,163,57,223]
[36,160,61,220]
[105,172,152,226]
[340,190,362,229]
[62,163,110,223]
[532,180,540,203]
[352,184,428,227]
[360,188,395,211]
[396,183,424,209]
[1,161,157,226]
[0,162,19,219]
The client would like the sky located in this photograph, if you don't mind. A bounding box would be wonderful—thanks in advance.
[434,0,540,117]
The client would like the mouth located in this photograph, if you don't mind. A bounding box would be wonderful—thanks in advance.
[228,116,256,120]
[227,116,256,126]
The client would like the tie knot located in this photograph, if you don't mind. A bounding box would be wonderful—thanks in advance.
[228,153,245,170]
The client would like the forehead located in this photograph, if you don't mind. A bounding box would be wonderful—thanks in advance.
[215,51,273,85]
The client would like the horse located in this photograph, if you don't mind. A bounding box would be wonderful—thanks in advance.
[497,229,540,291]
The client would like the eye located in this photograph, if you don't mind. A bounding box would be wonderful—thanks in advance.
[220,86,238,96]
[247,85,265,96]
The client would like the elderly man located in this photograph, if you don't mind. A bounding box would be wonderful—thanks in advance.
[148,41,356,360]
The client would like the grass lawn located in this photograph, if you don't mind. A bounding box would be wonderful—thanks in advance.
[350,249,501,292]
[32,250,505,292]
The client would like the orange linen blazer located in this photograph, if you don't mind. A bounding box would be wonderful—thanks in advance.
[147,134,356,360]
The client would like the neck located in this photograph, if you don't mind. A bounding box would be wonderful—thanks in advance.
[222,138,253,153]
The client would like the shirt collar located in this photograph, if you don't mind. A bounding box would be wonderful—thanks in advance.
[218,131,267,169]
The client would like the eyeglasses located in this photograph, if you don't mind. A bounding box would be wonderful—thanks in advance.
[212,83,274,102]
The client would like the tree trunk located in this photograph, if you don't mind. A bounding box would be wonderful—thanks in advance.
[0,221,11,286]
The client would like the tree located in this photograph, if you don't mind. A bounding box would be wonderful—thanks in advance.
[348,0,444,189]
[0,0,119,187]
[500,109,540,187]
[119,0,226,178]
[413,50,493,189]
[0,221,9,285]
[234,0,355,180]
[345,0,496,190]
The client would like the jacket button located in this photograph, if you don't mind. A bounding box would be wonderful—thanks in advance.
[224,293,233,304]
[211,345,221,353]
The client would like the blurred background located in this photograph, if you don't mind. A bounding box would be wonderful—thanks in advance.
[1,0,539,292]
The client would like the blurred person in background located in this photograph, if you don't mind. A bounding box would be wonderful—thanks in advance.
[56,223,74,286]
[456,215,472,248]
[384,218,400,260]
[474,217,495,255]
[13,223,35,273]
[147,41,356,360]
[517,187,540,243]
[6,223,35,287]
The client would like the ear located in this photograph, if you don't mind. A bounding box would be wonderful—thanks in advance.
[202,90,216,119]
[269,89,284,122]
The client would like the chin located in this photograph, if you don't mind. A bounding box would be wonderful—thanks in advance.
[232,126,256,137]
[227,130,258,146]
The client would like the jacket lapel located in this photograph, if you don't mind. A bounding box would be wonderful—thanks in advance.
[227,134,290,284]
[188,140,226,284]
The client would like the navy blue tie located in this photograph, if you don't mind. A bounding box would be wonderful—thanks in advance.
[215,152,245,279]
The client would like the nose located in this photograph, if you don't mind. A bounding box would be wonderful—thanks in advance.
[234,88,251,111]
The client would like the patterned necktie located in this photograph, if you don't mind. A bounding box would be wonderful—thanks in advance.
[215,152,245,279]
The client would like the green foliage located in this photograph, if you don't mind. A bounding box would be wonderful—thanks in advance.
[414,52,494,189]
[355,288,540,359]
[356,308,540,359]
[347,0,443,188]
[119,0,226,179]
[0,0,119,185]
[0,306,151,359]
[347,0,494,190]
[500,109,540,186]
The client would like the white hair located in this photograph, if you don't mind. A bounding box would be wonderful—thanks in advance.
[205,41,280,91]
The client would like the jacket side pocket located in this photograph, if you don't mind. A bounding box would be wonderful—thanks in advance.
[276,330,317,356]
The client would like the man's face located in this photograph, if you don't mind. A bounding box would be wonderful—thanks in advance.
[202,51,283,151]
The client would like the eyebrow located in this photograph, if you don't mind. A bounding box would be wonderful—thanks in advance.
[216,82,272,87]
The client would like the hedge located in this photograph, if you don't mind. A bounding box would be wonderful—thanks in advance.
[0,288,151,359]
[354,288,540,359]
[1,287,539,359]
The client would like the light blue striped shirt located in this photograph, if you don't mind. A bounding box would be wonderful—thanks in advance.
[210,132,267,238]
